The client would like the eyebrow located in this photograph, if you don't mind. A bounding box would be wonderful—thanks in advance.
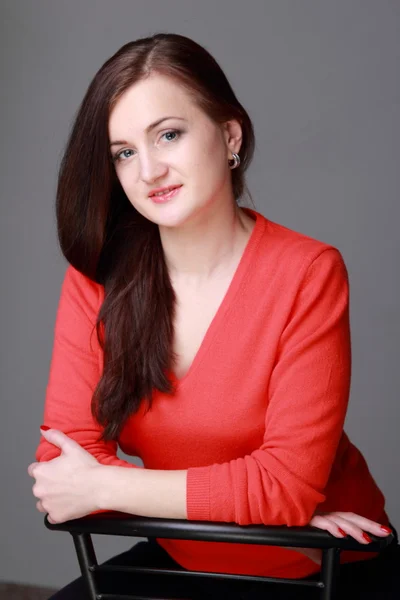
[109,116,187,148]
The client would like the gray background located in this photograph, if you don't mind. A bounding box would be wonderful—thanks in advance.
[1,0,399,589]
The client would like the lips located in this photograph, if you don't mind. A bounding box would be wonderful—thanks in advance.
[149,185,183,204]
[149,185,181,198]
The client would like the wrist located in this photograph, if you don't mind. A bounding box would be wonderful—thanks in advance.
[92,465,135,512]
[91,465,114,511]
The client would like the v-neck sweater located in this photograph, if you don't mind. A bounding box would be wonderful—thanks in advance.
[36,209,388,579]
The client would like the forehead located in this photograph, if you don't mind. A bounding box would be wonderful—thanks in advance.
[108,74,200,135]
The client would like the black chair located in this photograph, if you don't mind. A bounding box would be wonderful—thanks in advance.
[45,512,394,600]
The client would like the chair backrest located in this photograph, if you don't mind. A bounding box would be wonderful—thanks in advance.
[45,512,394,600]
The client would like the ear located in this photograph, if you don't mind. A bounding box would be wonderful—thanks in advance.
[222,119,243,157]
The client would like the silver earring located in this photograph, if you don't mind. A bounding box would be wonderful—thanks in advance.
[228,152,241,170]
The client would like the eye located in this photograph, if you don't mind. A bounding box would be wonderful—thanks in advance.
[112,129,183,163]
[160,129,182,143]
[112,148,135,163]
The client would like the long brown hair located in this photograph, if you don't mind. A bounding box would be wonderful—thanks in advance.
[56,33,256,440]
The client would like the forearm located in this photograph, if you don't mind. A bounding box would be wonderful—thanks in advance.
[95,465,188,519]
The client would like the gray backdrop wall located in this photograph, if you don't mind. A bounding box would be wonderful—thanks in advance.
[1,0,399,589]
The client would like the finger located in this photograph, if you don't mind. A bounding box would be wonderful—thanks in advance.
[315,514,373,545]
[27,462,39,477]
[331,512,392,537]
[309,515,348,538]
[32,483,41,499]
[36,500,46,513]
[46,514,57,524]
[40,427,81,455]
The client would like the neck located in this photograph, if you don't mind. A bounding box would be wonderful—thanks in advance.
[158,203,255,281]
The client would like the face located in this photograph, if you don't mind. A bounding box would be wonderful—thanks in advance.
[108,73,242,228]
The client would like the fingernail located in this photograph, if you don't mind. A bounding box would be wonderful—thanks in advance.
[338,528,347,537]
[363,533,372,543]
[40,425,50,431]
[380,525,392,534]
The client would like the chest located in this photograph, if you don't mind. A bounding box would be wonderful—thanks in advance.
[171,275,234,380]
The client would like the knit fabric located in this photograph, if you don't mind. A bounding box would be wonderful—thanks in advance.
[36,209,388,579]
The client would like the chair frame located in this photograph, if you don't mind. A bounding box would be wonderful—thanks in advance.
[45,512,394,600]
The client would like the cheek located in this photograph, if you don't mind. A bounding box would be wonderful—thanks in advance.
[116,167,137,195]
[190,145,227,192]
[184,124,225,172]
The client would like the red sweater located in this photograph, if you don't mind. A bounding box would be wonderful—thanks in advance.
[36,209,388,579]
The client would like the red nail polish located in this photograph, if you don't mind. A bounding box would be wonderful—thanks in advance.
[380,525,392,534]
[338,528,347,537]
[40,425,50,431]
[363,533,372,543]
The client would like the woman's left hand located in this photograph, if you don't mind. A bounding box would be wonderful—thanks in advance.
[28,428,102,524]
[309,511,392,545]
[294,511,392,565]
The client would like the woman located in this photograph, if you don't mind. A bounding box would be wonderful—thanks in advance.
[28,33,398,599]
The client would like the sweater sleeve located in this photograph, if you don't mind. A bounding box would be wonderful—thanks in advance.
[35,265,137,469]
[186,247,351,526]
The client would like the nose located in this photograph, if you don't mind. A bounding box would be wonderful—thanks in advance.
[138,148,168,184]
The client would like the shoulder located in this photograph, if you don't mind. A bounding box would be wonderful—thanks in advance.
[253,210,347,278]
[60,264,104,324]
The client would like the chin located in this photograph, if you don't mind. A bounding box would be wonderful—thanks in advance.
[154,211,193,229]
[145,202,202,230]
